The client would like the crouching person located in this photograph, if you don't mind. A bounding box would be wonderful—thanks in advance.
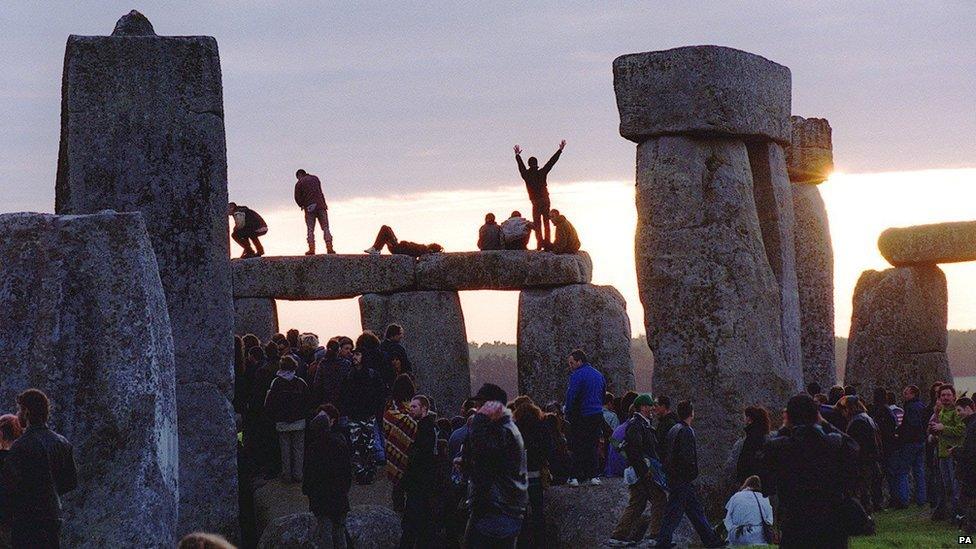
[304,404,352,549]
[264,356,310,483]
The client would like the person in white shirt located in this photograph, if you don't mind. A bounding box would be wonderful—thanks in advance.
[723,475,774,546]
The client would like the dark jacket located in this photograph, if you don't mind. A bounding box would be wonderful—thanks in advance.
[402,415,437,494]
[822,405,848,432]
[294,174,327,210]
[897,397,927,444]
[303,412,352,517]
[464,410,528,520]
[549,214,580,254]
[362,348,395,414]
[237,206,267,231]
[655,412,678,454]
[341,363,382,420]
[735,422,769,484]
[313,356,352,408]
[0,425,78,524]
[264,374,311,424]
[516,417,555,475]
[249,361,277,414]
[663,421,698,483]
[847,412,881,462]
[516,150,561,203]
[623,413,659,480]
[478,222,504,251]
[868,403,898,457]
[379,339,413,376]
[761,424,859,547]
[957,414,976,497]
[391,241,440,258]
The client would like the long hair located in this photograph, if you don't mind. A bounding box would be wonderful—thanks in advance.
[740,475,762,492]
[836,395,867,418]
[744,405,771,434]
[356,330,381,351]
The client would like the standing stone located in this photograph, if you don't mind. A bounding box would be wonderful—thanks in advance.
[54,14,236,535]
[614,46,801,510]
[786,116,836,388]
[359,292,471,412]
[845,266,952,398]
[0,212,178,548]
[234,298,279,341]
[517,284,635,405]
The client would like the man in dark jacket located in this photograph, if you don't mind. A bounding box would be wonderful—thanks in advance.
[463,384,528,548]
[954,397,976,534]
[762,394,860,549]
[544,209,581,254]
[303,404,352,549]
[228,202,269,258]
[868,387,900,508]
[341,347,383,484]
[477,213,504,251]
[294,169,335,255]
[564,349,607,486]
[895,384,928,506]
[399,396,437,548]
[654,400,725,548]
[609,394,667,546]
[0,389,78,548]
[364,225,443,258]
[653,395,678,453]
[514,140,565,249]
[380,324,413,378]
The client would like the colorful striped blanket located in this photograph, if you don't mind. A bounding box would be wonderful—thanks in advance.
[383,400,417,482]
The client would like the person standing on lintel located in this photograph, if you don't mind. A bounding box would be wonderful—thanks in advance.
[514,140,566,249]
[294,169,336,255]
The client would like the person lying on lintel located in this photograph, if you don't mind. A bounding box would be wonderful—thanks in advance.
[364,225,443,258]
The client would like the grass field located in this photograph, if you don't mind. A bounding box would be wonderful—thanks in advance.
[850,507,965,549]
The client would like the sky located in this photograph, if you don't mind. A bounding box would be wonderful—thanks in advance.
[1,3,975,342]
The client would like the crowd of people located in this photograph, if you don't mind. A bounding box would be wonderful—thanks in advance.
[229,141,583,259]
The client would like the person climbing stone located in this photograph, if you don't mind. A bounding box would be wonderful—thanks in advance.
[227,202,268,258]
[514,140,566,249]
[544,209,581,254]
[364,225,443,257]
[477,213,504,251]
[499,211,533,250]
[0,389,78,548]
[294,169,335,255]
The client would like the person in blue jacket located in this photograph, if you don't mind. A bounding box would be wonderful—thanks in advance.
[564,349,606,487]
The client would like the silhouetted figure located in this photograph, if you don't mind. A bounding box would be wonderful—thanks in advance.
[0,389,78,548]
[500,211,533,250]
[543,209,581,254]
[303,404,353,549]
[294,169,335,255]
[364,226,443,258]
[477,213,504,251]
[228,202,268,258]
[514,140,565,249]
[399,396,437,548]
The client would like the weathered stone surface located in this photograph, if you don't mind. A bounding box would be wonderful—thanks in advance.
[0,212,178,548]
[416,251,592,290]
[613,46,792,145]
[785,116,833,184]
[360,291,471,413]
[234,298,279,341]
[845,266,952,398]
[55,18,236,536]
[878,221,976,267]
[546,478,692,548]
[634,136,801,504]
[112,10,155,36]
[748,141,802,382]
[257,506,400,549]
[233,255,416,299]
[792,182,836,387]
[517,284,635,405]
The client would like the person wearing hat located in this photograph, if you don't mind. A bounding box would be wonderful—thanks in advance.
[461,384,528,547]
[608,394,668,547]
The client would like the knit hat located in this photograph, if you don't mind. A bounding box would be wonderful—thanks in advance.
[633,393,654,408]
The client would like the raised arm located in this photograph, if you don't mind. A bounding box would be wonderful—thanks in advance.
[541,140,566,174]
[514,144,527,176]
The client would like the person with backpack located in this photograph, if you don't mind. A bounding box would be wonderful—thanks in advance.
[607,393,667,547]
[264,356,311,483]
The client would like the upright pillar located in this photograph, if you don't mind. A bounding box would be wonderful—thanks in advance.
[613,46,802,506]
[359,291,471,413]
[785,116,836,388]
[845,266,951,398]
[234,298,279,342]
[55,11,236,536]
[517,284,635,405]
[0,212,178,547]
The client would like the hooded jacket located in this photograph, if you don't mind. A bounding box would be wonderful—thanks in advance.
[464,408,528,521]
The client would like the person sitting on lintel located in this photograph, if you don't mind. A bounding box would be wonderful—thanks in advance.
[543,209,581,254]
[477,213,504,251]
[364,226,443,258]
[228,202,268,258]
[499,211,533,250]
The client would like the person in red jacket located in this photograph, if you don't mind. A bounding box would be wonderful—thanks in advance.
[294,169,336,255]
